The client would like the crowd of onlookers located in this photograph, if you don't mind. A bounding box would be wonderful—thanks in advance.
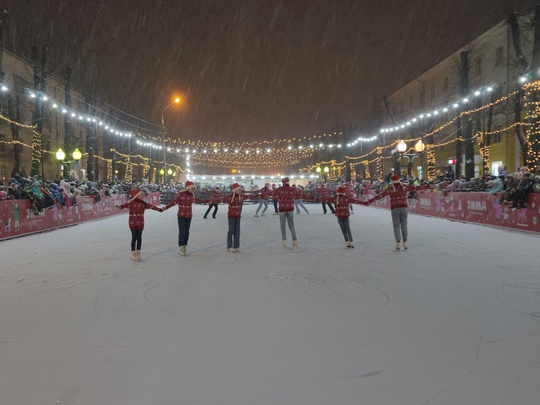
[1,162,539,213]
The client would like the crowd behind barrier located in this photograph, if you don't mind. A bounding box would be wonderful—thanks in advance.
[2,167,540,240]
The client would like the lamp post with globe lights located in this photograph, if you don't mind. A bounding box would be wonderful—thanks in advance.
[161,97,181,185]
[56,147,82,179]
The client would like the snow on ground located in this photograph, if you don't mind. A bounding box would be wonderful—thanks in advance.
[1,202,540,405]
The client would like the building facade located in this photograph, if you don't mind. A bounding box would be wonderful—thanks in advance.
[378,12,534,180]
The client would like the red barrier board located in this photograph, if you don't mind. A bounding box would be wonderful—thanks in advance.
[368,190,540,233]
[0,193,160,241]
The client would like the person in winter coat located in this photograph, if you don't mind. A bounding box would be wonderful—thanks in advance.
[119,189,163,261]
[48,182,66,207]
[272,177,311,248]
[213,183,258,252]
[367,174,429,251]
[162,181,211,256]
[254,182,272,217]
[512,171,536,209]
[327,185,367,248]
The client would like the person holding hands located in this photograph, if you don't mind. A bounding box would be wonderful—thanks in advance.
[162,181,211,256]
[367,174,429,251]
[119,189,163,261]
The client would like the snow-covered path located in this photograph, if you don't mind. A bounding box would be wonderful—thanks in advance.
[1,203,539,405]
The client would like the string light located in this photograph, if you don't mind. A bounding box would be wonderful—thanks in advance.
[523,81,540,172]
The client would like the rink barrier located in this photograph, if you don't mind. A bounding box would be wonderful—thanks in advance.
[0,192,160,241]
[2,191,539,240]
[367,190,540,233]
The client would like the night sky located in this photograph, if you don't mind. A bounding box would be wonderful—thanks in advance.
[1,0,537,144]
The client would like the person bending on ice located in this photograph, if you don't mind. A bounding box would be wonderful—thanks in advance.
[119,189,163,261]
[367,174,429,251]
[327,184,367,248]
[162,181,211,256]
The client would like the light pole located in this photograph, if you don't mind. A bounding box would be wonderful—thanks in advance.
[396,140,424,179]
[56,147,82,179]
[161,97,181,185]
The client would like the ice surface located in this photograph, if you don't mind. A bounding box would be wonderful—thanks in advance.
[1,204,539,404]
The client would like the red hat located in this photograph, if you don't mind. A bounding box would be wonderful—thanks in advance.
[231,183,243,192]
[390,175,401,183]
[282,177,289,183]
[185,181,195,190]
[130,188,141,197]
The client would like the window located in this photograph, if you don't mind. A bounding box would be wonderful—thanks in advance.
[0,134,6,151]
[419,90,425,108]
[475,57,482,77]
[492,125,502,143]
[495,46,504,67]
[443,77,449,92]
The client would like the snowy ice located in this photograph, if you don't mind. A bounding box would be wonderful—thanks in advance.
[1,203,539,404]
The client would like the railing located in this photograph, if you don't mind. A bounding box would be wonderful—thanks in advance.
[368,190,540,233]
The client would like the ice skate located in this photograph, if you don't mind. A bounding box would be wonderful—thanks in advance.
[282,240,288,248]
[292,240,298,248]
[395,241,401,251]
[403,240,408,250]
[136,250,141,261]
[178,246,186,256]
[130,251,137,260]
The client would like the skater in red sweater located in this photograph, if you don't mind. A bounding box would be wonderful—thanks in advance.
[368,175,429,251]
[327,185,367,248]
[272,177,313,248]
[119,189,163,261]
[213,183,258,252]
[162,181,211,256]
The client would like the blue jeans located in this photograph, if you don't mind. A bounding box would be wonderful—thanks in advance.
[279,211,297,241]
[227,217,241,249]
[177,216,192,246]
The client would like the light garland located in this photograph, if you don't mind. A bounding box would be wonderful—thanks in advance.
[523,81,540,172]
[3,80,535,174]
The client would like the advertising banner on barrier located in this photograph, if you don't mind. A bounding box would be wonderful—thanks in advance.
[0,193,160,241]
[2,191,539,240]
[368,190,540,233]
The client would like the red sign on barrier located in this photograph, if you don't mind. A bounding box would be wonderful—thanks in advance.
[0,193,159,241]
[369,190,540,233]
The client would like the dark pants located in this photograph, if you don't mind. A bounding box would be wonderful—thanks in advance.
[204,204,218,218]
[273,199,279,213]
[130,229,143,251]
[177,216,192,246]
[227,217,241,249]
[337,217,353,242]
[322,202,335,214]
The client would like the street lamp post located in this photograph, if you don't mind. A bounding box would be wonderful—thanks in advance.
[161,97,180,186]
[396,140,424,179]
[56,147,82,179]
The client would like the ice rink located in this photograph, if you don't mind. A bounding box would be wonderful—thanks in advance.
[1,202,540,405]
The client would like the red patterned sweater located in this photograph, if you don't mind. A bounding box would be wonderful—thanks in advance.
[120,198,161,230]
[369,183,428,210]
[164,190,209,218]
